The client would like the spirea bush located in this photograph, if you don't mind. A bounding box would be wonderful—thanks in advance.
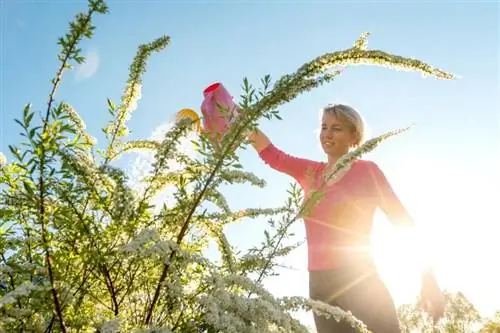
[0,1,455,332]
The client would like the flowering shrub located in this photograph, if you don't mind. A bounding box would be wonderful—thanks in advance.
[0,0,456,332]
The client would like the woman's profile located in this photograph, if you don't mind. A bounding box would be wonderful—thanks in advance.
[247,104,444,333]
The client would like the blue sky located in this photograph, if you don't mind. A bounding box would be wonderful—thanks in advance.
[1,0,499,327]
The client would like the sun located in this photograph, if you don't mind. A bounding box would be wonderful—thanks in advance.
[366,155,493,307]
[366,158,443,304]
[367,168,499,314]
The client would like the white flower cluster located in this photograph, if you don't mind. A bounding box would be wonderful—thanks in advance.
[127,121,198,211]
[0,265,14,275]
[302,126,412,217]
[221,170,266,188]
[110,184,136,219]
[121,228,178,263]
[324,125,411,184]
[75,147,95,165]
[100,318,122,333]
[66,149,116,195]
[61,102,97,146]
[280,296,371,333]
[197,273,309,333]
[124,82,142,114]
[0,152,6,167]
[0,282,38,308]
[102,83,143,160]
[15,263,39,271]
[131,328,173,333]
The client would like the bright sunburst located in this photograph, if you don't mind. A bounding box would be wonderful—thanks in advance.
[369,155,499,313]
[371,218,425,304]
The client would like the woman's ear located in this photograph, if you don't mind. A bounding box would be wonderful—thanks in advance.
[350,134,359,148]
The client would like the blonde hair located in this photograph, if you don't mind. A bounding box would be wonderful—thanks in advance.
[321,103,366,148]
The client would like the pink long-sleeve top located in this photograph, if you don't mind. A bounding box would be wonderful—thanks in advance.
[259,143,410,272]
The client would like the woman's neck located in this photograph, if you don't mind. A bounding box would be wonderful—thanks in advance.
[326,152,346,166]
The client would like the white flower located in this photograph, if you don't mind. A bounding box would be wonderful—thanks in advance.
[100,318,121,333]
[132,328,172,333]
[124,83,142,113]
[127,121,198,212]
[0,282,37,308]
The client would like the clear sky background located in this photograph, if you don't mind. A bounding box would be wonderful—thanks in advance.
[1,0,499,329]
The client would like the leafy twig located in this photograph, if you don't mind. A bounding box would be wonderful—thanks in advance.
[37,1,108,331]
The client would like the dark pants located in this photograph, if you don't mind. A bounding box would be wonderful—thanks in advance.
[309,261,401,333]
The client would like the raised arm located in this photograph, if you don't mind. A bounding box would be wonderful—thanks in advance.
[247,128,318,187]
[247,128,272,153]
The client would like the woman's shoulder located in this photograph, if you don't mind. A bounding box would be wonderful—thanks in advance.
[352,159,389,185]
[352,159,383,175]
[352,159,376,168]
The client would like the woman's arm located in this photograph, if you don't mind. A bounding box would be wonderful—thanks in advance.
[247,128,272,153]
[247,128,318,186]
[368,161,445,322]
[368,161,413,227]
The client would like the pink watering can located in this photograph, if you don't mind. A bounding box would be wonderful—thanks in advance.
[175,82,240,145]
[201,82,240,140]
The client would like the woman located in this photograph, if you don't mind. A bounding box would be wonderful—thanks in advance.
[247,104,444,333]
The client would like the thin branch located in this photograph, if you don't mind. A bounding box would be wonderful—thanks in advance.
[38,5,104,329]
[63,191,120,315]
[144,103,258,324]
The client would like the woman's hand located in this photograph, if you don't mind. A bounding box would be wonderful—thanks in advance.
[247,128,271,153]
[420,268,446,323]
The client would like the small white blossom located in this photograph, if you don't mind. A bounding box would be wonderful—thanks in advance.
[124,82,142,113]
[127,121,198,212]
[0,282,37,308]
[132,328,172,333]
[100,318,121,333]
[0,265,14,274]
[280,296,370,333]
[16,263,38,271]
[120,228,180,264]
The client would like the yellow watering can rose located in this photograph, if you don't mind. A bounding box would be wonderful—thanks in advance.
[175,108,202,133]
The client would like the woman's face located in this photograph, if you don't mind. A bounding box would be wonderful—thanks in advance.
[319,112,357,158]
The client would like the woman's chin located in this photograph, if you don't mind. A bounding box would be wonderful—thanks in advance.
[323,148,349,160]
[322,146,335,154]
[321,144,332,152]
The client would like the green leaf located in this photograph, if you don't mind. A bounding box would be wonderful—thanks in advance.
[14,119,25,129]
[107,98,117,111]
[26,111,34,123]
[22,180,35,196]
[29,127,37,139]
[23,103,31,117]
